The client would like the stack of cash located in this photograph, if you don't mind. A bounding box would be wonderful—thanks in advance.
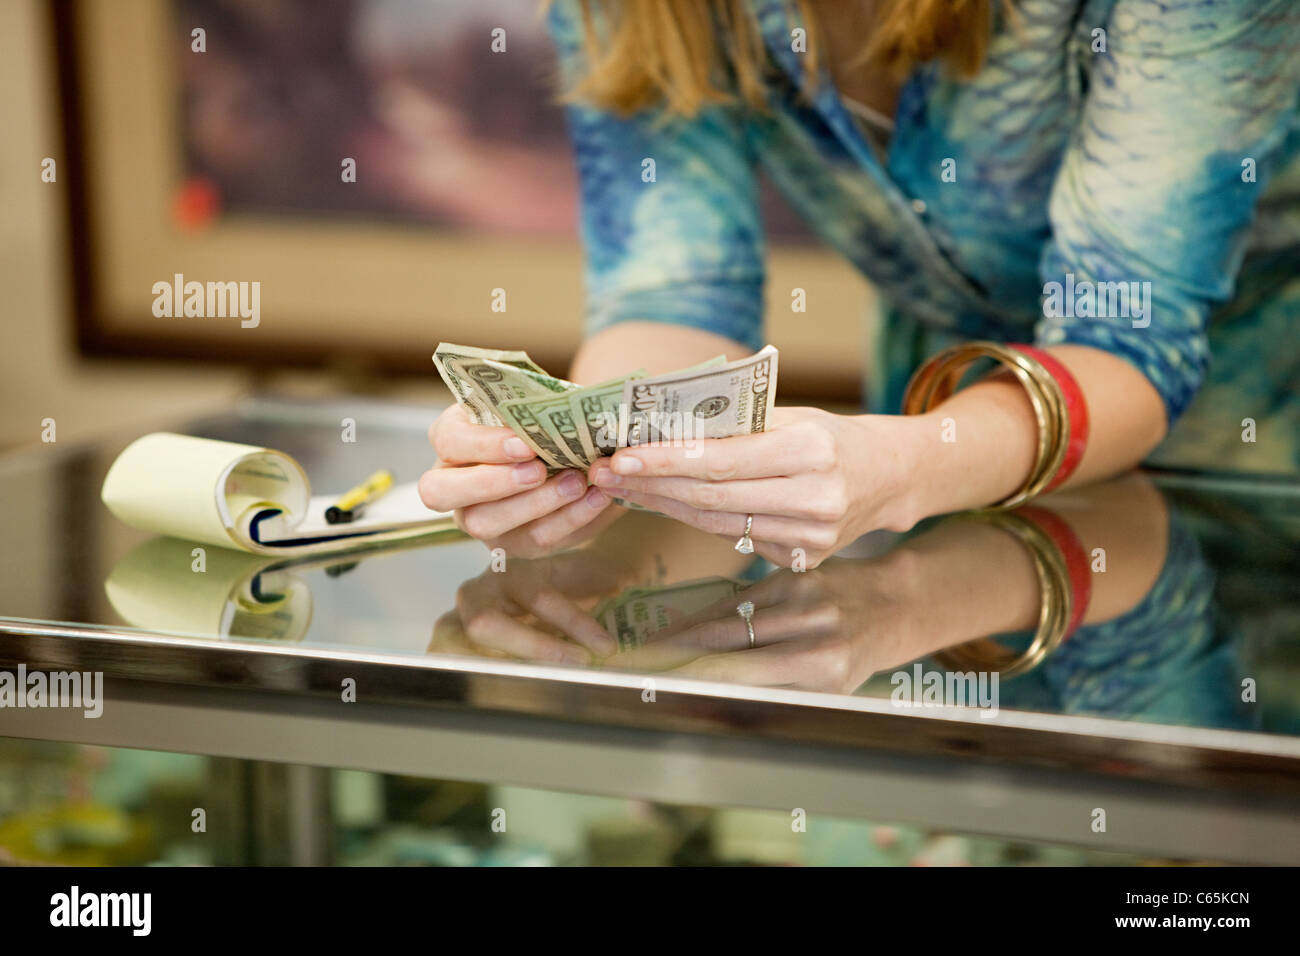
[433,342,779,471]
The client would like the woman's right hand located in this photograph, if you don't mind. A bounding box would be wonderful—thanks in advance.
[417,403,617,554]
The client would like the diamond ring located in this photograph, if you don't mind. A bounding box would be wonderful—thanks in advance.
[735,513,755,554]
[737,599,756,648]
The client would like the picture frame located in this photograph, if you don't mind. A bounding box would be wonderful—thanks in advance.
[52,0,868,397]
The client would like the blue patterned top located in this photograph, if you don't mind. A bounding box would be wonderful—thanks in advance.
[548,0,1300,473]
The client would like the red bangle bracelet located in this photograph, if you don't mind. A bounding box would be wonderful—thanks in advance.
[1009,344,1089,492]
[1018,505,1092,640]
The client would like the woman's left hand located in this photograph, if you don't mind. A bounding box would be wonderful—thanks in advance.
[588,407,918,568]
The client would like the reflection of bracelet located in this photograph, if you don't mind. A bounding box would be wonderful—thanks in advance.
[902,342,1088,509]
[932,510,1074,678]
[1018,505,1092,639]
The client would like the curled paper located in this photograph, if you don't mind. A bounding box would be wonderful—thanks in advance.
[101,432,454,555]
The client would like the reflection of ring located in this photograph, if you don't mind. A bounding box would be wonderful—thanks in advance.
[737,600,756,648]
[735,514,755,554]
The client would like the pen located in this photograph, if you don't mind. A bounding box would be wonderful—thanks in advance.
[325,469,394,524]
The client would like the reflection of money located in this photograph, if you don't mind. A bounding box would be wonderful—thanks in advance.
[594,576,749,650]
[622,346,777,447]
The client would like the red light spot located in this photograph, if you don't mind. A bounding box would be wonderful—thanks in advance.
[173,177,221,231]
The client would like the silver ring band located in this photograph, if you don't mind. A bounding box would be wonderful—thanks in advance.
[737,600,756,648]
[735,513,755,554]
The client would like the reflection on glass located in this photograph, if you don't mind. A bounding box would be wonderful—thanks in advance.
[98,469,1289,735]
[427,474,1254,729]
[107,538,313,642]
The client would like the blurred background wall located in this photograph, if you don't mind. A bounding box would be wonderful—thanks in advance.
[1,0,869,454]
[1,0,248,451]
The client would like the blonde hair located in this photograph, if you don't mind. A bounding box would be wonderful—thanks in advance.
[563,0,995,118]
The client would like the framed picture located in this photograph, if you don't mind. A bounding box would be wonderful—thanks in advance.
[54,0,868,396]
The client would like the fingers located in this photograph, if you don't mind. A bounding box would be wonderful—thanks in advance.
[592,465,839,519]
[539,540,629,596]
[524,589,616,656]
[609,489,840,553]
[637,600,830,655]
[611,627,840,688]
[427,610,482,657]
[459,608,593,666]
[605,426,833,481]
[419,459,548,512]
[430,403,537,466]
[455,470,595,540]
[505,485,615,554]
[452,549,619,660]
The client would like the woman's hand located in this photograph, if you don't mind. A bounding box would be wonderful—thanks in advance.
[589,407,918,568]
[418,404,618,555]
[428,549,626,665]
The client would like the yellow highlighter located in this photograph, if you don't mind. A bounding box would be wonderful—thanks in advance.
[325,469,394,524]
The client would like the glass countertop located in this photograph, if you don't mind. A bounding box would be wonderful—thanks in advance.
[2,395,1298,792]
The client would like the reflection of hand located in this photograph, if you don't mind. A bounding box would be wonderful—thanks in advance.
[604,475,1172,691]
[606,564,891,693]
[427,549,626,666]
[590,407,914,569]
[419,404,618,557]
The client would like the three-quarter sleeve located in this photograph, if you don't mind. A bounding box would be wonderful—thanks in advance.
[547,0,766,351]
[1036,0,1300,425]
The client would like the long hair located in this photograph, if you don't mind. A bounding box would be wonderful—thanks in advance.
[562,0,995,117]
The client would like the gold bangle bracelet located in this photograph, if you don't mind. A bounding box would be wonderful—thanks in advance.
[907,345,1054,502]
[908,343,1065,506]
[901,342,1068,510]
[969,344,1068,508]
[931,511,1074,679]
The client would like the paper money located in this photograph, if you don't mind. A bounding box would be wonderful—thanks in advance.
[433,344,568,427]
[433,342,779,472]
[517,392,591,469]
[495,397,575,469]
[593,576,750,650]
[498,371,645,469]
[568,373,643,459]
[622,346,778,447]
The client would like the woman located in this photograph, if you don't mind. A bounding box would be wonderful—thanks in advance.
[419,0,1300,567]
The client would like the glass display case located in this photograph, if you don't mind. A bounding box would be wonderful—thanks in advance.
[1,397,1297,866]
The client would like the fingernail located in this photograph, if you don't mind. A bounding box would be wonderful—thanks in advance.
[558,472,585,498]
[592,467,617,486]
[584,487,608,509]
[612,455,643,475]
[503,437,531,459]
[513,460,544,485]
